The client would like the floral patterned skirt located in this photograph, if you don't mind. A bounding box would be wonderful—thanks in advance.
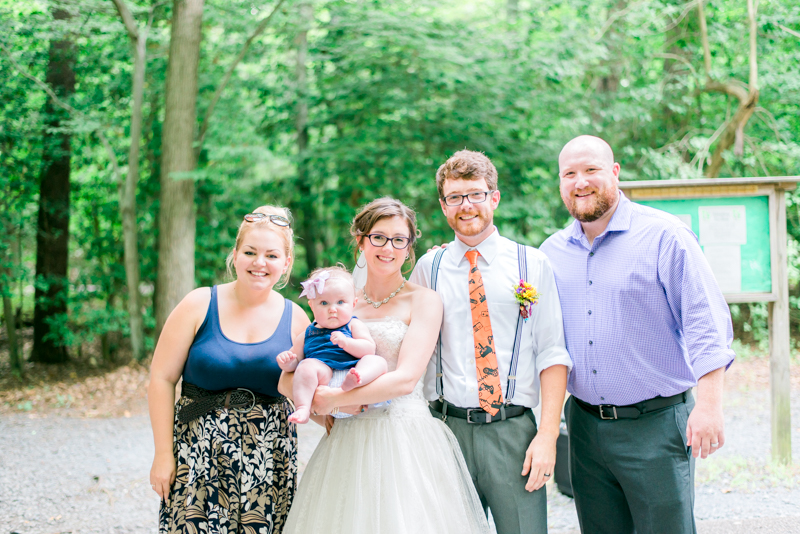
[159,396,297,534]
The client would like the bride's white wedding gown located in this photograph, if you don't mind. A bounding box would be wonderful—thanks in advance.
[283,317,490,534]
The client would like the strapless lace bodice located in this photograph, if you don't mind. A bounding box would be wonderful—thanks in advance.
[361,317,427,411]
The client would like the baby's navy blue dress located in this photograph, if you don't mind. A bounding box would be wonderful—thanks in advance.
[303,319,359,370]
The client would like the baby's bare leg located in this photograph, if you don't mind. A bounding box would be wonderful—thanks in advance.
[289,359,333,424]
[341,355,388,392]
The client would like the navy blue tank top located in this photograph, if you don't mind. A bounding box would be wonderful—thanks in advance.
[182,286,293,396]
[303,319,359,370]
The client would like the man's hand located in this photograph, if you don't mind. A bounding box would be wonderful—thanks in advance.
[686,399,725,459]
[426,243,448,253]
[687,367,726,459]
[276,350,298,372]
[521,432,557,492]
[330,331,348,349]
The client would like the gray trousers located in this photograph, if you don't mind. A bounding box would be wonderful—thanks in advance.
[430,405,547,534]
[566,394,697,534]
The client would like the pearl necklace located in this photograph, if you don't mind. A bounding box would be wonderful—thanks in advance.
[363,278,406,308]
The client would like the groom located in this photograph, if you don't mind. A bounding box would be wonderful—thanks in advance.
[411,150,571,534]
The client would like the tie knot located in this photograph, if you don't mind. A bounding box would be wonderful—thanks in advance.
[465,249,480,268]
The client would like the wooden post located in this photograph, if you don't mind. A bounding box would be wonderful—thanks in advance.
[768,187,792,464]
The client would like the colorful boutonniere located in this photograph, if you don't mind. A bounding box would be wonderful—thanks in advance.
[513,280,540,320]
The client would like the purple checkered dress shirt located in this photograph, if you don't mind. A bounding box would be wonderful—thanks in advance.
[540,192,735,406]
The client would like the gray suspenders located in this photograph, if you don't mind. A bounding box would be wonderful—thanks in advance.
[431,243,528,404]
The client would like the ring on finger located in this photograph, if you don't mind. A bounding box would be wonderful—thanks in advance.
[710,442,719,447]
[543,473,551,477]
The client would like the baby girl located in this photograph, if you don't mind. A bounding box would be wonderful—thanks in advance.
[277,267,388,424]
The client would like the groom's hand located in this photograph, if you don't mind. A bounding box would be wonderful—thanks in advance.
[521,432,557,492]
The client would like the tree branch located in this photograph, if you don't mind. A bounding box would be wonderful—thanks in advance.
[747,0,758,91]
[778,24,800,40]
[697,0,712,77]
[704,79,748,102]
[111,0,140,40]
[0,42,123,182]
[196,0,287,150]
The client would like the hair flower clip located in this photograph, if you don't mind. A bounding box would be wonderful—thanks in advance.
[300,270,330,299]
[513,280,540,320]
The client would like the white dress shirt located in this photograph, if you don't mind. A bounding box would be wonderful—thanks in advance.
[410,229,572,409]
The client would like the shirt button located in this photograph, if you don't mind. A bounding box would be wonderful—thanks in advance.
[589,252,594,257]
[600,396,605,401]
[589,280,593,285]
[589,340,593,345]
[592,369,597,374]
[469,387,474,392]
[588,310,592,315]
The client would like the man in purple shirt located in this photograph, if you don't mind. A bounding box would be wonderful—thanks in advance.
[540,135,734,534]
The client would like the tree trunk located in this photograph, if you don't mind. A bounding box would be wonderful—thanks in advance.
[2,277,21,376]
[112,0,149,360]
[293,2,318,272]
[155,0,204,335]
[31,8,76,364]
[506,0,518,22]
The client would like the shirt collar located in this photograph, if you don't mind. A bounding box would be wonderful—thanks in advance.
[567,190,632,242]
[451,227,500,265]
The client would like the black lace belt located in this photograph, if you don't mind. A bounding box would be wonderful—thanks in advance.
[177,382,285,423]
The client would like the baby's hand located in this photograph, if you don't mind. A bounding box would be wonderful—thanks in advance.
[330,331,348,349]
[277,351,298,371]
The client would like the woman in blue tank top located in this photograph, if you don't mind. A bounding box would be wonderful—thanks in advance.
[147,205,310,534]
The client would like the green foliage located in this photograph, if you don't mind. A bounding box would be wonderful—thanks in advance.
[1,0,799,359]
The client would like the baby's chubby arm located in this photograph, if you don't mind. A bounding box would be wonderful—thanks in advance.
[330,318,376,358]
[277,331,306,372]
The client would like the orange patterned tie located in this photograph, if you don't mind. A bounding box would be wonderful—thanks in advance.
[465,250,504,415]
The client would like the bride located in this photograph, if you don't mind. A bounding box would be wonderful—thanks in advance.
[280,197,490,534]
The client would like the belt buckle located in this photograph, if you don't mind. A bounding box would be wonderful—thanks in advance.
[232,388,256,413]
[598,405,617,420]
[466,408,491,424]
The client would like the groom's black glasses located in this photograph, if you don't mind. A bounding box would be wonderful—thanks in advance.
[441,191,494,206]
[243,213,291,227]
[365,233,411,249]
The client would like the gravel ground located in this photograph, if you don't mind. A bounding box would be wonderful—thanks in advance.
[1,376,798,533]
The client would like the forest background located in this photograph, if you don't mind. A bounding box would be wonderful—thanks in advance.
[1,0,799,375]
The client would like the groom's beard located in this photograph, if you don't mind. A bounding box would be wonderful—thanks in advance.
[446,208,493,239]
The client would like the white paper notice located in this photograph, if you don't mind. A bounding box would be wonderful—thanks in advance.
[698,205,746,245]
[676,214,692,229]
[703,245,742,293]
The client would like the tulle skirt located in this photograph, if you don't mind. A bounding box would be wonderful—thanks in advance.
[283,396,490,534]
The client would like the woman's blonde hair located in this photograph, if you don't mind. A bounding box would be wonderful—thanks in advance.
[226,205,295,289]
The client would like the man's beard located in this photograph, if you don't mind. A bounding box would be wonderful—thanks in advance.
[447,210,492,237]
[563,188,616,223]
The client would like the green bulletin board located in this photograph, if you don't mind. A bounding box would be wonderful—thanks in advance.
[638,196,771,294]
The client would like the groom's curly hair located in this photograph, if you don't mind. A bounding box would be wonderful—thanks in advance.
[350,197,420,273]
[435,150,498,199]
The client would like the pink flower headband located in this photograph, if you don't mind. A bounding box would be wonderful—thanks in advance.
[299,270,330,299]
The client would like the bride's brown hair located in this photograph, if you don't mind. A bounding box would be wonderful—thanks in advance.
[350,197,421,273]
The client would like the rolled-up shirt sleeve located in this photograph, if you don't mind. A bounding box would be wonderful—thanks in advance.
[659,226,735,380]
[530,251,573,374]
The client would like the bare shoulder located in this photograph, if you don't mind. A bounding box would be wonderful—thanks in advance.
[176,287,212,319]
[405,281,442,311]
[290,300,311,337]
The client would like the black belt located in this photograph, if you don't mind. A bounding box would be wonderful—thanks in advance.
[573,391,689,420]
[429,399,530,424]
[177,382,285,423]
